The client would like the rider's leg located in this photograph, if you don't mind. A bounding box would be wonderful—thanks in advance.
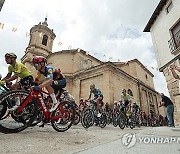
[46,85,59,112]
[8,83,21,111]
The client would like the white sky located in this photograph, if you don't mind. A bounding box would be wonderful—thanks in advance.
[0,0,169,96]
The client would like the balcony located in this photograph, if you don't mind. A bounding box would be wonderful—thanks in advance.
[168,29,180,55]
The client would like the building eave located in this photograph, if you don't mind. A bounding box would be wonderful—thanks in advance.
[143,0,168,32]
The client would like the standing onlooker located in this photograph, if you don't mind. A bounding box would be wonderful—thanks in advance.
[159,93,174,127]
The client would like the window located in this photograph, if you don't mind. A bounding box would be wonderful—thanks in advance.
[145,74,148,80]
[168,20,180,53]
[42,35,48,46]
[166,1,173,14]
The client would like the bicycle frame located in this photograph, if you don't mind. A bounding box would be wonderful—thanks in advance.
[16,90,69,121]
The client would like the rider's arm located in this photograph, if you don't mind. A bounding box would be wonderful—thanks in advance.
[38,79,53,89]
[38,67,54,89]
[120,94,124,101]
[2,73,11,81]
[88,91,92,100]
[4,73,18,83]
[35,71,41,82]
[4,63,22,83]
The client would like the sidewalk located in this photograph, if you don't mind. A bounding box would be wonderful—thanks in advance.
[77,126,180,154]
[172,126,180,131]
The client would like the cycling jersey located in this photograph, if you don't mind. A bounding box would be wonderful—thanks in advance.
[8,62,32,79]
[35,65,66,94]
[90,88,103,99]
[121,93,131,101]
[35,66,65,81]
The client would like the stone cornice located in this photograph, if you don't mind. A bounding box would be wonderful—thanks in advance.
[69,61,159,93]
[47,49,104,65]
[30,25,56,39]
[26,46,52,54]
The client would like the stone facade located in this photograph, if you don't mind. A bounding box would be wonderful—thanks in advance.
[21,19,164,116]
[144,0,180,124]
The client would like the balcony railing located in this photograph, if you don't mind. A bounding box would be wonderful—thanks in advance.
[168,29,180,53]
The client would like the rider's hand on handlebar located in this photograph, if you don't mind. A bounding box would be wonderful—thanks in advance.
[0,80,5,85]
[31,85,40,91]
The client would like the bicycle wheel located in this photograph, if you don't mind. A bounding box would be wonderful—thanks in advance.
[99,113,107,128]
[81,109,94,129]
[113,115,118,127]
[0,100,7,120]
[73,111,81,125]
[119,112,126,129]
[129,116,136,129]
[51,101,75,132]
[0,90,38,133]
[106,116,112,125]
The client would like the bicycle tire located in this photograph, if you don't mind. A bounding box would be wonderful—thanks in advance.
[0,100,7,120]
[81,109,94,128]
[0,90,38,133]
[119,112,126,129]
[51,101,75,132]
[99,113,107,128]
[73,111,81,125]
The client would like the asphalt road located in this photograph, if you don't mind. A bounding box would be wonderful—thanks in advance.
[0,124,180,154]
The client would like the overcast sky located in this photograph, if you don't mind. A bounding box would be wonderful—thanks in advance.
[0,0,170,96]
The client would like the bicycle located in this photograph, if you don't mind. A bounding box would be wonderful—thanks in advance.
[81,99,107,129]
[0,84,9,119]
[0,87,75,134]
[119,105,135,129]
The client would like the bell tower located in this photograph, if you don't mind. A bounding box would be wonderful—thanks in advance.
[21,18,56,75]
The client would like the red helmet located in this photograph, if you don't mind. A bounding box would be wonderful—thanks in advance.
[32,56,47,64]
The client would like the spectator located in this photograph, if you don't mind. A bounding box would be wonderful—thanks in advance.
[159,93,174,127]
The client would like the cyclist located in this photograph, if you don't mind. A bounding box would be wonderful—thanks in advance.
[79,98,87,111]
[105,102,110,113]
[1,53,33,111]
[32,56,66,112]
[113,101,119,113]
[132,102,140,115]
[120,89,132,117]
[120,89,131,107]
[88,84,103,117]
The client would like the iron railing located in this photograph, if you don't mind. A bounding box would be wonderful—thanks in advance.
[168,29,180,53]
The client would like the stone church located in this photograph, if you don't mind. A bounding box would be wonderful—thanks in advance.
[21,18,165,116]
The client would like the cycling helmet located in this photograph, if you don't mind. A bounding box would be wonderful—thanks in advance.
[90,84,95,89]
[32,56,47,64]
[5,53,17,59]
[80,98,83,101]
[122,89,126,93]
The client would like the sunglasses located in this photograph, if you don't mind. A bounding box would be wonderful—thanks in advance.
[34,63,40,67]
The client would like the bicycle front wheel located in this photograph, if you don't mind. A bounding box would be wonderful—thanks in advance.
[51,101,75,132]
[0,90,38,133]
